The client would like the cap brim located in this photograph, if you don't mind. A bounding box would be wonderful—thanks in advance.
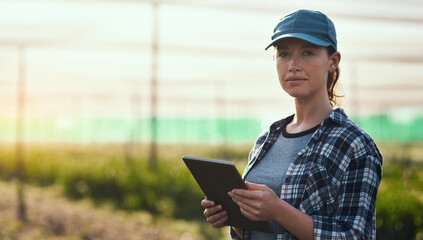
[264,33,332,50]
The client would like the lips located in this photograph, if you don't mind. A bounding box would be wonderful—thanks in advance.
[285,76,307,82]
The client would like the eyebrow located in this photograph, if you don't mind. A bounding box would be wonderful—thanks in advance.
[301,44,318,49]
[277,44,318,50]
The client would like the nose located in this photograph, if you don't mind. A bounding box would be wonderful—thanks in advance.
[288,56,301,72]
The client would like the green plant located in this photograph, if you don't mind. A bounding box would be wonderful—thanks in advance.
[1,142,422,240]
[376,159,423,240]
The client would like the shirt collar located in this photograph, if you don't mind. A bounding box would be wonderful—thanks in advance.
[325,108,348,126]
[269,114,294,134]
[269,108,348,133]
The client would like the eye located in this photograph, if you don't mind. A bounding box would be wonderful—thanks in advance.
[303,50,314,56]
[278,51,288,57]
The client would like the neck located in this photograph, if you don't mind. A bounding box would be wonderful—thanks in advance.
[288,96,333,133]
[296,98,332,120]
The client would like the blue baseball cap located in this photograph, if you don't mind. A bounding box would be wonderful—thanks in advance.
[265,9,337,50]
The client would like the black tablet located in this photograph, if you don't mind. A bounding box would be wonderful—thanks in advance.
[182,156,273,233]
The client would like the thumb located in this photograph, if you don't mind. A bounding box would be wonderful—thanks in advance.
[245,181,268,191]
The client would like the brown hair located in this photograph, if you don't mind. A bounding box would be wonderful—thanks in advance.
[326,47,342,107]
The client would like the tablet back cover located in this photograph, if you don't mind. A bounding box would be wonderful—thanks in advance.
[182,156,273,233]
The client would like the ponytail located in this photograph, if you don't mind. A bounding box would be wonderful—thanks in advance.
[326,47,342,107]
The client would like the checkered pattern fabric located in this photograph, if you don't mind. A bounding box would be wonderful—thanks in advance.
[230,108,382,240]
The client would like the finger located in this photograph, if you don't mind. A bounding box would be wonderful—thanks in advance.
[231,193,269,221]
[232,196,259,216]
[203,204,223,217]
[201,199,216,208]
[211,214,228,228]
[230,188,263,201]
[229,189,253,200]
[239,206,261,222]
[245,181,269,191]
[232,197,264,221]
[206,210,228,227]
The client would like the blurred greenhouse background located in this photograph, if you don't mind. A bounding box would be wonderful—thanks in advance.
[0,0,422,239]
[1,0,422,144]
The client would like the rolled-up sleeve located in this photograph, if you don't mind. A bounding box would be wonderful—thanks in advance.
[312,143,383,239]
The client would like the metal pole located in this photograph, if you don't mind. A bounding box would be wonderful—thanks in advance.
[149,2,159,169]
[16,45,27,222]
[125,93,141,164]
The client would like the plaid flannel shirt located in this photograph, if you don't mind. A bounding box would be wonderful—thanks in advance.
[230,108,383,240]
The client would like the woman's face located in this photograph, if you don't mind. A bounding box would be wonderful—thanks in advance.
[275,38,340,102]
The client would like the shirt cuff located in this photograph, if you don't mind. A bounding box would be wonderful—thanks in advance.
[229,226,242,240]
[312,215,362,240]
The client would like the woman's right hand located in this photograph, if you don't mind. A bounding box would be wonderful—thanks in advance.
[201,198,228,228]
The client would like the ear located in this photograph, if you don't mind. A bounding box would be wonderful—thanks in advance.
[329,51,341,72]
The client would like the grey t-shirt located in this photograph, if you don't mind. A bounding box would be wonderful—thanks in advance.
[244,123,318,239]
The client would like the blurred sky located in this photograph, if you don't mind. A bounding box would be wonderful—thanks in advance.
[0,0,422,122]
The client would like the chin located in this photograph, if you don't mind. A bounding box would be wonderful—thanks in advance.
[285,91,308,98]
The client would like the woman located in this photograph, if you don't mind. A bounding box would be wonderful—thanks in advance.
[201,9,383,240]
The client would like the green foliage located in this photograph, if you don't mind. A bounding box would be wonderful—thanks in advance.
[1,143,422,239]
[376,159,423,240]
[0,144,205,220]
[57,158,205,219]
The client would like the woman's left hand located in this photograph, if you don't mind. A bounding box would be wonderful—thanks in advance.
[228,181,281,222]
